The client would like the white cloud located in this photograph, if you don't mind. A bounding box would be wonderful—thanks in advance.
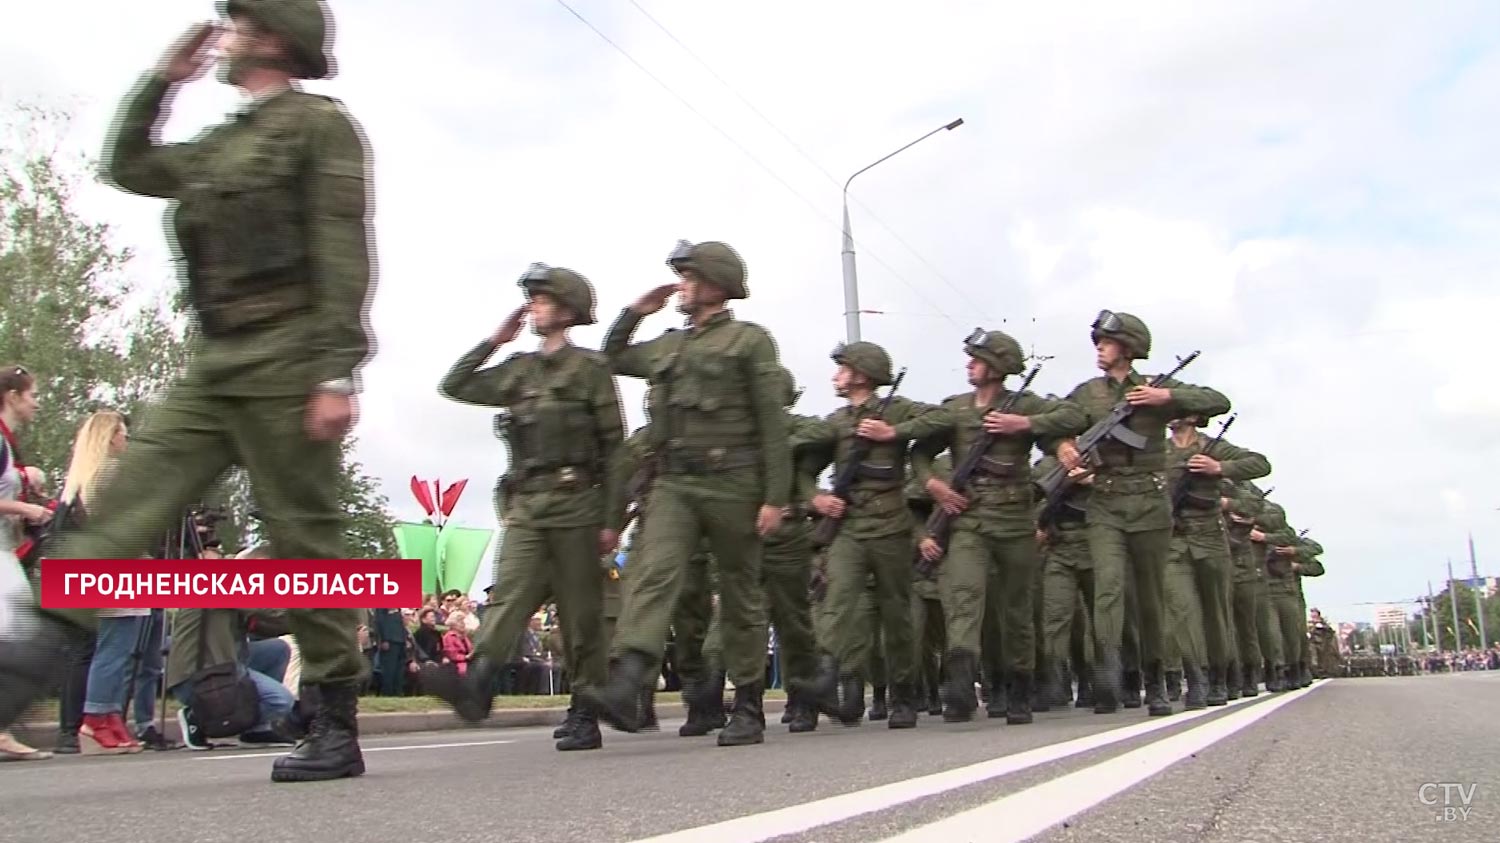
[3,0,1498,616]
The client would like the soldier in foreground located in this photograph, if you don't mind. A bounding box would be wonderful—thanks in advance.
[1034,454,1097,708]
[430,264,625,752]
[911,330,1086,724]
[1058,311,1230,716]
[1,1,377,782]
[584,241,788,747]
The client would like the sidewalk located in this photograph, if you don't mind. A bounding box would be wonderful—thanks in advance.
[14,698,790,751]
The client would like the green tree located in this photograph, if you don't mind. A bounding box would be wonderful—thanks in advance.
[1418,583,1500,651]
[0,103,188,482]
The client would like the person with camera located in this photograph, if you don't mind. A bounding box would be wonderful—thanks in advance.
[169,602,304,750]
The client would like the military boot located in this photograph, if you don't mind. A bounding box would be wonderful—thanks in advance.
[1164,669,1183,702]
[1225,661,1241,701]
[810,654,843,719]
[786,691,817,733]
[868,685,888,721]
[941,650,978,722]
[1006,672,1034,725]
[1206,665,1229,706]
[582,650,652,733]
[1074,669,1094,709]
[1286,664,1301,690]
[926,683,944,716]
[1266,663,1286,692]
[1297,662,1312,688]
[1092,650,1122,714]
[717,682,765,747]
[837,673,865,725]
[1047,662,1072,710]
[270,682,364,782]
[556,707,602,751]
[639,686,659,731]
[423,656,500,723]
[1182,663,1208,710]
[1121,668,1143,709]
[678,677,717,737]
[887,684,917,729]
[1240,664,1259,697]
[0,614,74,733]
[985,673,1007,719]
[1030,669,1051,713]
[1142,665,1173,717]
[553,694,583,739]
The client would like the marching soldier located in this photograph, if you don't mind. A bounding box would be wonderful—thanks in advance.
[9,0,377,782]
[1162,415,1270,709]
[910,329,1086,724]
[796,341,943,728]
[1033,454,1097,708]
[1058,311,1230,716]
[1224,482,1268,696]
[430,263,626,753]
[585,240,788,747]
[1254,500,1298,690]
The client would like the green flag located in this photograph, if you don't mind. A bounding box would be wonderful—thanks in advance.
[392,521,441,596]
[437,524,495,596]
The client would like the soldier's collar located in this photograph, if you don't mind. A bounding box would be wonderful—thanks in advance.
[691,309,734,331]
[233,83,293,118]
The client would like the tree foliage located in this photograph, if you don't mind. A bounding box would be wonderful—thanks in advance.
[1414,582,1499,651]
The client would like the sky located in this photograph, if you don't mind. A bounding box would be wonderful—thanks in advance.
[3,0,1498,626]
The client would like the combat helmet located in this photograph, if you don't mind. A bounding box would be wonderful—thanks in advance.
[517,262,597,326]
[667,239,747,300]
[962,327,1026,377]
[831,340,894,386]
[1090,309,1152,359]
[219,0,334,79]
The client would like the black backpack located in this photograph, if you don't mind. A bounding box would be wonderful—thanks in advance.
[187,611,262,739]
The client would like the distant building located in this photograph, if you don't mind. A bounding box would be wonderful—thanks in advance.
[1455,576,1498,599]
[1374,605,1407,630]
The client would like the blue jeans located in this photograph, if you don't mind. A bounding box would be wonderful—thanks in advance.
[171,639,295,734]
[84,613,164,729]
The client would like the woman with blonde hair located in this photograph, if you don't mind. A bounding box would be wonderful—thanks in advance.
[62,411,174,752]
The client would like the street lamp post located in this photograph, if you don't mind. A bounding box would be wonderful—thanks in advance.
[840,117,964,343]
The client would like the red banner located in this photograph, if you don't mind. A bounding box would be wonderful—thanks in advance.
[39,559,423,610]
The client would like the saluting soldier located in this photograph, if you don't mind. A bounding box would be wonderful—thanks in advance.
[910,329,1086,724]
[584,240,788,747]
[1161,414,1270,709]
[795,341,944,728]
[5,0,377,783]
[1057,311,1230,716]
[429,263,626,753]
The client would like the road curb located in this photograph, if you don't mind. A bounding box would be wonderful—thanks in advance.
[14,698,789,750]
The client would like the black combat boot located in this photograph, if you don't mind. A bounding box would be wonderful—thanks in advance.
[423,656,500,723]
[810,654,843,719]
[0,614,74,733]
[837,673,865,725]
[1164,669,1183,702]
[1297,662,1312,688]
[271,682,364,782]
[786,690,817,733]
[582,650,652,733]
[1006,672,1034,725]
[1182,663,1208,710]
[985,673,1007,719]
[1120,668,1143,709]
[868,685,888,721]
[678,676,717,737]
[553,696,580,739]
[1092,650,1121,714]
[1225,661,1241,701]
[1030,666,1050,713]
[717,682,766,746]
[941,650,978,722]
[1286,664,1302,690]
[1074,669,1094,709]
[1206,665,1229,706]
[639,686,659,731]
[1143,664,1172,717]
[1240,664,1259,697]
[1265,663,1286,692]
[927,682,944,716]
[556,706,602,751]
[887,684,917,729]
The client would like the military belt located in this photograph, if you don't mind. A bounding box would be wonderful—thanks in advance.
[511,465,596,493]
[972,456,1024,482]
[854,462,900,482]
[661,446,759,475]
[1093,472,1165,495]
[1095,452,1166,472]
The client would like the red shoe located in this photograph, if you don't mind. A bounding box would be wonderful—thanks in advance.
[79,714,136,755]
[106,713,143,752]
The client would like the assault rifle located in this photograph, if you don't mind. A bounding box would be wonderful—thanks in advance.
[618,455,658,533]
[1035,350,1200,527]
[1266,527,1309,578]
[1170,413,1236,517]
[811,367,908,547]
[914,364,1042,577]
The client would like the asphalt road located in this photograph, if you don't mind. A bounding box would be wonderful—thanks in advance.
[2,673,1495,843]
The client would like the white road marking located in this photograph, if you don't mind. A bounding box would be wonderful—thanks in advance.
[877,682,1322,842]
[193,738,515,760]
[626,692,1273,843]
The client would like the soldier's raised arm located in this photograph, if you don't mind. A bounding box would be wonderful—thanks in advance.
[791,418,838,492]
[603,284,678,377]
[1207,438,1272,482]
[438,339,520,407]
[102,24,217,198]
[305,101,376,392]
[1160,376,1231,420]
[1018,393,1088,455]
[889,398,948,442]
